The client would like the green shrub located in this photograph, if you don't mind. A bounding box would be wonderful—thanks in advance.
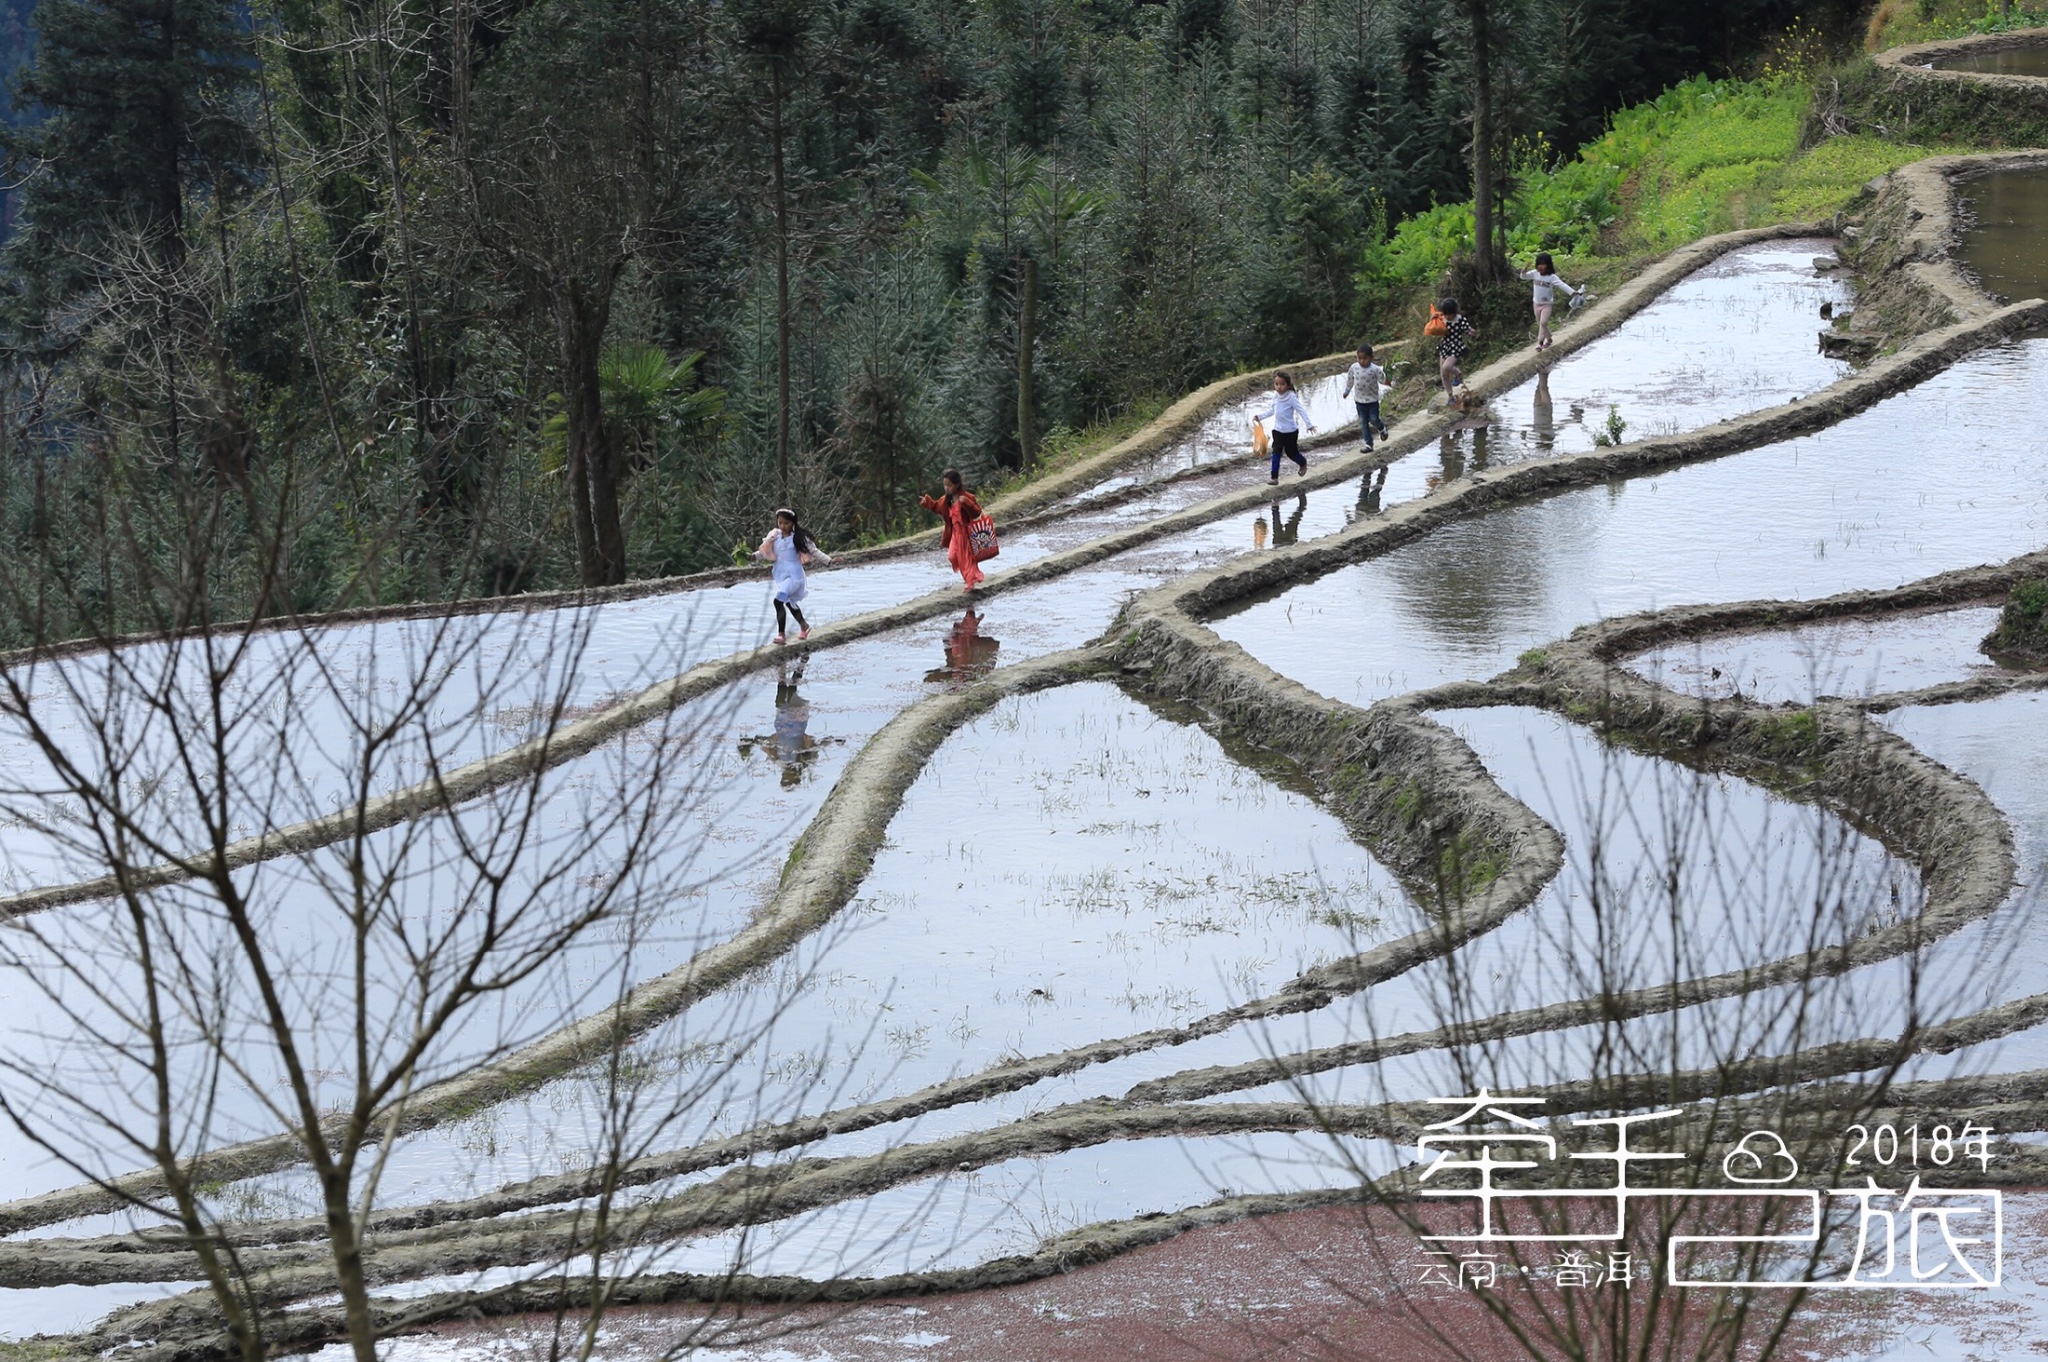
[1360,71,1982,306]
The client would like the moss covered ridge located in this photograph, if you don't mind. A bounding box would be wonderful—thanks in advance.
[1984,574,2048,661]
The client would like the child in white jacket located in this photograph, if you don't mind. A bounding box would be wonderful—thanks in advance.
[1519,251,1579,350]
[1249,370,1317,484]
[1342,345,1390,451]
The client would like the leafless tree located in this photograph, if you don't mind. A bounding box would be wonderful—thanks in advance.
[1258,695,2019,1362]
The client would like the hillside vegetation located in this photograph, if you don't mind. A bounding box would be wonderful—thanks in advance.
[0,0,1928,643]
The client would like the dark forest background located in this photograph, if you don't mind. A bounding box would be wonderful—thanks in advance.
[0,0,1861,639]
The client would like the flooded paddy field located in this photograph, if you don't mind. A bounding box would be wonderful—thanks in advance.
[1060,238,1849,538]
[1937,44,2048,80]
[1210,337,2048,707]
[1625,604,2008,703]
[1960,164,2048,306]
[171,680,1400,1222]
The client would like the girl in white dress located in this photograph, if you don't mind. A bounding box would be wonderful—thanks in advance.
[754,508,829,643]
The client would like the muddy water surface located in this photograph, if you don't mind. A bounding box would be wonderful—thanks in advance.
[1938,45,2048,79]
[1960,164,2048,304]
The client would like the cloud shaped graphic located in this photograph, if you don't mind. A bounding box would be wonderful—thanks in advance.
[1722,1130,1800,1185]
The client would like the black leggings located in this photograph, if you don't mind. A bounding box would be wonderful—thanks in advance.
[775,599,808,633]
[1269,428,1306,478]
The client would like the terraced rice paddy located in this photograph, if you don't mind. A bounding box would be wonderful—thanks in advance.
[5,126,2048,1362]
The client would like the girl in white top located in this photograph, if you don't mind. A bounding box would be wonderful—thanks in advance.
[1249,370,1317,483]
[1519,251,1579,351]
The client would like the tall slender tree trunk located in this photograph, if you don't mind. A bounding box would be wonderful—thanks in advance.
[557,285,624,586]
[1017,253,1037,472]
[1466,0,1499,284]
[770,62,792,503]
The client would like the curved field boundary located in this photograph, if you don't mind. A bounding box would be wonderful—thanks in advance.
[76,1184,1375,1351]
[1121,146,2040,639]
[1855,148,2048,338]
[1874,33,2048,113]
[21,544,2029,1265]
[16,132,2048,1353]
[0,649,1103,1233]
[1117,619,2016,1110]
[0,202,1998,1230]
[0,217,1870,1239]
[3,206,1820,675]
[15,574,2034,1338]
[0,644,1563,1238]
[1126,299,2040,637]
[0,348,1380,674]
[0,218,1825,678]
[1554,548,2048,661]
[0,221,1842,922]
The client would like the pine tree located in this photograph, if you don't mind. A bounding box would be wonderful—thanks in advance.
[1,0,254,337]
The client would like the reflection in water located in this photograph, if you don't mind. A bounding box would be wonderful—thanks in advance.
[1531,369,1556,456]
[925,609,1001,686]
[1937,45,2048,79]
[1425,239,1848,474]
[1958,165,2048,304]
[1270,493,1307,547]
[739,658,840,788]
[1051,239,1848,541]
[1214,336,2048,707]
[1376,479,1593,654]
[1249,494,1309,548]
[1350,466,1389,522]
[1627,606,2007,706]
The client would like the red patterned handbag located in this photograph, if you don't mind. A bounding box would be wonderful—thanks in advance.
[966,513,999,562]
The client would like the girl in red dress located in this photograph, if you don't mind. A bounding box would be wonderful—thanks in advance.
[918,468,985,591]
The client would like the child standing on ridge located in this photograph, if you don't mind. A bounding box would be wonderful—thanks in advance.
[753,507,828,644]
[919,468,987,592]
[1519,252,1579,351]
[1343,345,1390,451]
[1435,297,1477,407]
[1249,370,1316,484]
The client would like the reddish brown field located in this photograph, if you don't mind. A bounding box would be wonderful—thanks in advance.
[413,1194,2048,1362]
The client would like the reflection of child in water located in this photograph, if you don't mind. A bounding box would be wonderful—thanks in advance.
[1351,466,1388,522]
[1531,369,1556,455]
[924,609,1001,686]
[1252,494,1307,549]
[737,658,839,788]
